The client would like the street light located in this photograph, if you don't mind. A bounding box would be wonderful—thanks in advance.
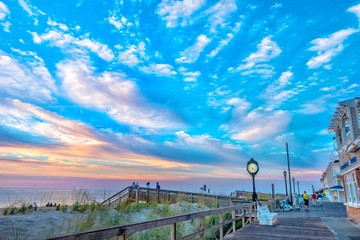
[292,177,296,195]
[283,170,288,196]
[286,143,293,205]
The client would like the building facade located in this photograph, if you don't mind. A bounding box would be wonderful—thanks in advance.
[320,160,344,202]
[328,97,360,222]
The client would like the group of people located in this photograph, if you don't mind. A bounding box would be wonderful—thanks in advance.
[303,191,323,211]
[131,182,161,190]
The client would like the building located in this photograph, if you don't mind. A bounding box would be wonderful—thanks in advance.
[320,160,344,202]
[328,97,360,222]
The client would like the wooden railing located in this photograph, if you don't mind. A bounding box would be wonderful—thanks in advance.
[47,202,257,240]
[100,187,247,207]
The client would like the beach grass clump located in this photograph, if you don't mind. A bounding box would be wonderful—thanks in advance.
[19,203,28,214]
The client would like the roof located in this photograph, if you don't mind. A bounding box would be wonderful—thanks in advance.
[328,98,360,132]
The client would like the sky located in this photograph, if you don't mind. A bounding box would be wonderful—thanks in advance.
[0,0,360,195]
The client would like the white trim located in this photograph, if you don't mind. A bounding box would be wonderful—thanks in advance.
[344,203,360,208]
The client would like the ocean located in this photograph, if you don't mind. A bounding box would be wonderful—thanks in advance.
[0,188,118,208]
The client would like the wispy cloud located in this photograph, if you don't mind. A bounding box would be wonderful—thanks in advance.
[0,50,56,102]
[207,22,241,58]
[18,0,44,25]
[306,28,357,69]
[205,0,237,32]
[230,36,281,78]
[222,98,291,142]
[176,34,210,63]
[47,18,69,31]
[156,0,205,28]
[348,4,360,26]
[31,29,114,61]
[0,99,103,146]
[118,42,146,66]
[0,1,10,32]
[139,63,177,76]
[57,60,184,129]
[178,67,200,82]
[262,70,300,110]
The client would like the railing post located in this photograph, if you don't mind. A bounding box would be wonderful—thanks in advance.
[248,206,252,223]
[241,208,245,228]
[170,223,176,240]
[146,188,149,203]
[136,188,139,203]
[232,209,236,233]
[200,216,205,240]
[168,191,170,203]
[219,212,224,240]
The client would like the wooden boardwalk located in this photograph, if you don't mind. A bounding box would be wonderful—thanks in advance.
[225,202,349,240]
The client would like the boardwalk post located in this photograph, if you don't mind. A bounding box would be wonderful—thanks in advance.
[219,212,224,240]
[241,208,245,228]
[157,189,160,203]
[231,209,236,233]
[168,191,170,203]
[135,188,139,203]
[248,206,252,223]
[170,223,176,240]
[146,188,149,203]
[200,216,205,240]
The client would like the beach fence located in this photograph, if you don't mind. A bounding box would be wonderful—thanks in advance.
[100,186,248,207]
[47,202,257,240]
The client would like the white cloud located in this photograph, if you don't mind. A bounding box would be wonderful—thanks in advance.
[205,0,237,32]
[57,60,183,129]
[31,30,114,61]
[232,36,281,78]
[140,63,177,76]
[108,15,128,31]
[18,0,44,25]
[47,18,69,31]
[297,102,326,114]
[223,105,291,142]
[176,34,210,63]
[0,50,56,102]
[348,4,360,24]
[0,99,103,145]
[207,22,241,58]
[0,1,10,32]
[118,42,146,66]
[306,28,357,69]
[178,67,200,82]
[156,0,205,28]
[0,1,9,20]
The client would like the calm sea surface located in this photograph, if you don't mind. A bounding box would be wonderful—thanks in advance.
[0,188,118,208]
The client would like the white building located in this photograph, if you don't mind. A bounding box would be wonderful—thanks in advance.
[328,97,360,222]
[320,160,344,202]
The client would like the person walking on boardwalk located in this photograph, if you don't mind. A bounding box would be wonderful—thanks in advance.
[156,182,161,190]
[304,191,309,211]
[311,192,316,206]
[146,182,150,189]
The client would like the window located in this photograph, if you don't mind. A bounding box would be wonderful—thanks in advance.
[337,126,342,145]
[343,114,350,137]
[345,172,359,205]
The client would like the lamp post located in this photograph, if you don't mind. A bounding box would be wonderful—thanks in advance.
[247,158,259,202]
[286,143,293,205]
[297,181,300,195]
[283,170,288,196]
[292,177,296,195]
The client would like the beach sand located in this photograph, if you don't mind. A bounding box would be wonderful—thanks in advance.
[0,208,88,239]
[0,202,211,240]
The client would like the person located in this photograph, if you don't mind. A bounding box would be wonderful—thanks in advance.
[156,182,161,190]
[311,192,316,206]
[304,191,309,211]
[131,182,136,188]
[146,182,150,189]
[135,182,139,189]
[33,202,37,211]
[285,195,291,205]
[293,193,300,210]
[316,192,323,206]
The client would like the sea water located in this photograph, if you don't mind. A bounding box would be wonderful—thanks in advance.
[0,188,118,208]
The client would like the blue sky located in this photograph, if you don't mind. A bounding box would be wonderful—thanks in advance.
[0,0,360,193]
